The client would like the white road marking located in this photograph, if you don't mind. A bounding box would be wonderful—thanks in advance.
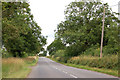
[63,71,68,74]
[55,68,58,69]
[54,67,77,78]
[55,67,61,71]
[65,72,68,74]
[70,74,78,78]
[62,71,66,73]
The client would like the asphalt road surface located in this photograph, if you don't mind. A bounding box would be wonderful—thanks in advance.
[28,57,117,78]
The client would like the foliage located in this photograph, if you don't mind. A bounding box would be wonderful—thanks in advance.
[103,45,118,55]
[47,1,119,73]
[47,38,65,55]
[42,50,47,56]
[49,56,118,76]
[54,50,65,57]
[82,44,100,56]
[2,2,46,57]
[67,55,118,70]
[47,1,119,57]
[2,56,38,78]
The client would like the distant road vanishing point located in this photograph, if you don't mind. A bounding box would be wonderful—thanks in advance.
[28,57,118,79]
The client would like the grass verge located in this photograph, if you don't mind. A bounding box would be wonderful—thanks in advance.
[2,56,38,78]
[48,57,118,77]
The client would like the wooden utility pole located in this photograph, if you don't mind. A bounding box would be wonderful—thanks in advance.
[100,6,105,58]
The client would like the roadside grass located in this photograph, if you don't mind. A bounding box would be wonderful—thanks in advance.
[48,57,118,77]
[65,64,118,77]
[2,56,38,78]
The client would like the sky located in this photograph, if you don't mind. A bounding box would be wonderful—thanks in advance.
[29,0,120,48]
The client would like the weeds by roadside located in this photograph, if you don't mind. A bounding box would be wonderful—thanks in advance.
[48,55,118,77]
[2,56,38,78]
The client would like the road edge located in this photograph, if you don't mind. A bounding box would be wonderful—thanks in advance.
[47,57,118,77]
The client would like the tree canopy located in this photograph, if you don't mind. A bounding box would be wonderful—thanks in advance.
[2,2,47,57]
[47,1,119,57]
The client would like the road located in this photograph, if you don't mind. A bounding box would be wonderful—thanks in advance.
[28,57,117,78]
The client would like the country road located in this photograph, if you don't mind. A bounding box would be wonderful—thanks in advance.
[28,57,117,78]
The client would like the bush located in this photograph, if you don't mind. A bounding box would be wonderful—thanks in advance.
[54,50,65,57]
[82,44,100,56]
[59,57,70,63]
[103,45,118,55]
[82,44,118,57]
[53,50,70,63]
[21,52,28,58]
[2,49,13,58]
[56,57,61,61]
[67,55,118,70]
[52,55,55,58]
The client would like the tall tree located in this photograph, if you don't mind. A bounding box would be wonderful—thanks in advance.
[2,2,46,57]
[55,1,119,56]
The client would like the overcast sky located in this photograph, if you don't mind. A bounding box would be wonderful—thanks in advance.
[29,0,120,48]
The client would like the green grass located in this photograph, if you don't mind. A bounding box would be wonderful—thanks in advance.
[65,64,118,77]
[5,68,31,78]
[49,57,118,77]
[2,56,38,78]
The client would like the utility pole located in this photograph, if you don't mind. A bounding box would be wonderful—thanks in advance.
[100,5,105,58]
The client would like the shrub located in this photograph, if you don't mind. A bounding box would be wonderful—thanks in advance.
[52,55,55,58]
[1,49,13,58]
[53,50,70,63]
[59,57,70,63]
[82,44,100,56]
[67,55,118,70]
[21,52,28,58]
[54,50,65,57]
[56,57,61,61]
[103,45,118,55]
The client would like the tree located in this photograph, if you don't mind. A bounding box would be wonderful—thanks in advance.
[47,38,65,55]
[55,1,119,57]
[2,2,46,57]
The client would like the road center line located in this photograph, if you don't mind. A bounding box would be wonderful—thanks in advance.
[55,68,58,69]
[62,71,67,73]
[54,67,77,78]
[70,74,78,78]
